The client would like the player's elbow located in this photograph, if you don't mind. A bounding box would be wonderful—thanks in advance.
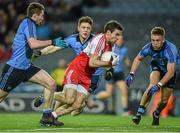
[28,38,37,49]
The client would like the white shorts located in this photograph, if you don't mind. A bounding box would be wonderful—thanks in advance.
[63,84,89,96]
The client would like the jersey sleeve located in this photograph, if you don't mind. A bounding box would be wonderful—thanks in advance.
[88,35,105,56]
[24,19,37,39]
[165,46,178,63]
[64,37,73,48]
[139,44,150,58]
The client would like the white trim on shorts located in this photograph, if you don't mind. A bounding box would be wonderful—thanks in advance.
[64,84,77,90]
[63,84,88,96]
[77,85,88,96]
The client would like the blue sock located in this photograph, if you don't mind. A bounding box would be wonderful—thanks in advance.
[137,105,146,116]
[43,109,52,114]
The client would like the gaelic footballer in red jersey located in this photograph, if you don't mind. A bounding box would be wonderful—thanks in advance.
[51,20,124,120]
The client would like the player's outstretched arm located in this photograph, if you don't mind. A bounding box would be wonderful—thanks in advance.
[41,46,62,55]
[28,37,67,49]
[126,54,143,87]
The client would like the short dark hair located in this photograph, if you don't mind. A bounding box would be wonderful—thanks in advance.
[151,27,165,37]
[78,16,93,27]
[27,2,45,17]
[104,20,124,32]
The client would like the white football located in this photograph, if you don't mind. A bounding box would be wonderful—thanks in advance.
[101,51,118,62]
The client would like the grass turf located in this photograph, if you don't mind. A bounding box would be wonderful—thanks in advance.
[0,113,179,132]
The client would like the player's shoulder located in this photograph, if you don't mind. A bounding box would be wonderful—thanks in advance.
[93,33,104,41]
[142,42,151,50]
[19,17,35,27]
[164,40,177,49]
[65,33,78,39]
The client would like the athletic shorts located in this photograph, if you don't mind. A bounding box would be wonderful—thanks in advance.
[63,66,91,95]
[150,63,177,89]
[0,64,41,92]
[107,71,125,84]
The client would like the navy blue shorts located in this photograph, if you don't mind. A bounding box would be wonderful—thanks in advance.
[0,64,41,92]
[150,63,177,89]
[107,71,125,84]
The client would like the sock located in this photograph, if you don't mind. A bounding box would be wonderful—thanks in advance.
[136,105,146,116]
[42,109,52,117]
[157,102,167,112]
[52,111,58,118]
[154,110,160,118]
[154,102,167,118]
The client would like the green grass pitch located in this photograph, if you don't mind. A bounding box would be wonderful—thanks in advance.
[0,113,179,132]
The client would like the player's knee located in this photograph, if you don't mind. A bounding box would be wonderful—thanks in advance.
[47,79,56,91]
[66,98,75,105]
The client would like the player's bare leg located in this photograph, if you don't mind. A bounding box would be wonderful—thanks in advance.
[152,87,172,126]
[52,92,87,118]
[29,70,63,126]
[96,83,113,100]
[71,99,87,116]
[0,90,9,103]
[132,71,160,125]
[116,80,129,115]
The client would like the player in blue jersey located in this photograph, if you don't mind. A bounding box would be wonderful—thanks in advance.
[0,2,64,126]
[88,35,131,115]
[126,27,180,126]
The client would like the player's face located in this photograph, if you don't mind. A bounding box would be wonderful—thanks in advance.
[151,34,165,50]
[116,35,124,46]
[78,22,92,40]
[107,29,122,45]
[35,10,44,25]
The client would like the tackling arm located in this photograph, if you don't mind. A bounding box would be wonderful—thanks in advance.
[28,38,52,49]
[40,46,62,55]
[130,54,143,74]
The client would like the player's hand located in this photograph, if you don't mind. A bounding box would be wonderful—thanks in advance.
[147,84,161,97]
[104,67,114,81]
[52,37,66,47]
[108,55,119,66]
[126,73,134,87]
[32,51,41,59]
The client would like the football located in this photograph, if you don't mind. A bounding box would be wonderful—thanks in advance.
[101,51,118,62]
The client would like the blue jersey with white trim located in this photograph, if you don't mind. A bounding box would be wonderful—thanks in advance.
[60,33,94,55]
[139,40,180,72]
[113,44,128,73]
[7,18,36,70]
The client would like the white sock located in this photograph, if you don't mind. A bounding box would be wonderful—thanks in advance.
[52,111,58,118]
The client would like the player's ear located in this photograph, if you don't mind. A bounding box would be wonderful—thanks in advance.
[107,30,111,35]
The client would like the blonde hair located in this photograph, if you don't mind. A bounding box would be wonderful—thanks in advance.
[151,27,165,37]
[27,2,45,17]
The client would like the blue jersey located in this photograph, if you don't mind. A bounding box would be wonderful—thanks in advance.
[113,44,128,73]
[139,40,180,73]
[60,33,94,55]
[7,18,36,70]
